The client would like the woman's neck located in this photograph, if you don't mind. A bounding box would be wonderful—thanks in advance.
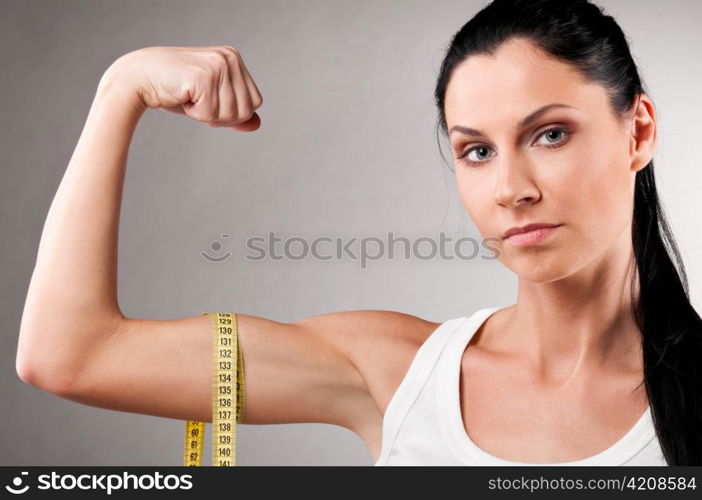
[501,228,643,383]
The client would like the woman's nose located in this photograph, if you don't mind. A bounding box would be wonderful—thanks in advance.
[494,158,541,208]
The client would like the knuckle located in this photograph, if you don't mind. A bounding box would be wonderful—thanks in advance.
[204,51,228,70]
[220,52,240,72]
[222,45,240,57]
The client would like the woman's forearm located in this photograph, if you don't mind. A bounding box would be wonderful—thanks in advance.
[17,66,147,389]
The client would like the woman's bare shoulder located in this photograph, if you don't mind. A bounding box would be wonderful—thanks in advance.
[310,309,441,417]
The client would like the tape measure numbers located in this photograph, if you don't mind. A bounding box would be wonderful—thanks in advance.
[183,312,245,466]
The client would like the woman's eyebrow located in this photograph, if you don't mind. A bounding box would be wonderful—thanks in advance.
[448,103,577,138]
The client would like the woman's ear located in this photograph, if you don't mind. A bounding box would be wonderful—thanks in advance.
[628,93,657,173]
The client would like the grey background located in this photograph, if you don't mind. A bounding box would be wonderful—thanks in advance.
[1,0,700,465]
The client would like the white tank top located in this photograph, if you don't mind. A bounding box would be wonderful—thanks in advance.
[374,306,668,466]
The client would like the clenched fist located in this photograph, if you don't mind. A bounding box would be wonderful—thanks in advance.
[102,45,263,131]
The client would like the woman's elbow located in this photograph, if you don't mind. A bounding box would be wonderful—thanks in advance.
[15,338,79,394]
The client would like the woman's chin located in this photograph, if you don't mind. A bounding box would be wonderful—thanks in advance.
[504,256,577,284]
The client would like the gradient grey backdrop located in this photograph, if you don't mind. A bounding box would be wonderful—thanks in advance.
[1,0,700,465]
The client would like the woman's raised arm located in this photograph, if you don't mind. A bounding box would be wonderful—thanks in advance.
[15,46,439,437]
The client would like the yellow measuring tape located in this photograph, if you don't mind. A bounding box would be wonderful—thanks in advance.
[183,312,245,466]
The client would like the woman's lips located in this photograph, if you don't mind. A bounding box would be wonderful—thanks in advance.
[503,225,562,247]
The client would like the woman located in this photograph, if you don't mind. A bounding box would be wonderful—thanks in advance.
[16,0,701,465]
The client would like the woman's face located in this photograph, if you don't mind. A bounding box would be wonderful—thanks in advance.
[444,37,648,283]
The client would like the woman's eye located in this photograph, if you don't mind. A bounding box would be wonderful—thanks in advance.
[458,127,571,168]
[463,146,493,165]
[535,127,570,147]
